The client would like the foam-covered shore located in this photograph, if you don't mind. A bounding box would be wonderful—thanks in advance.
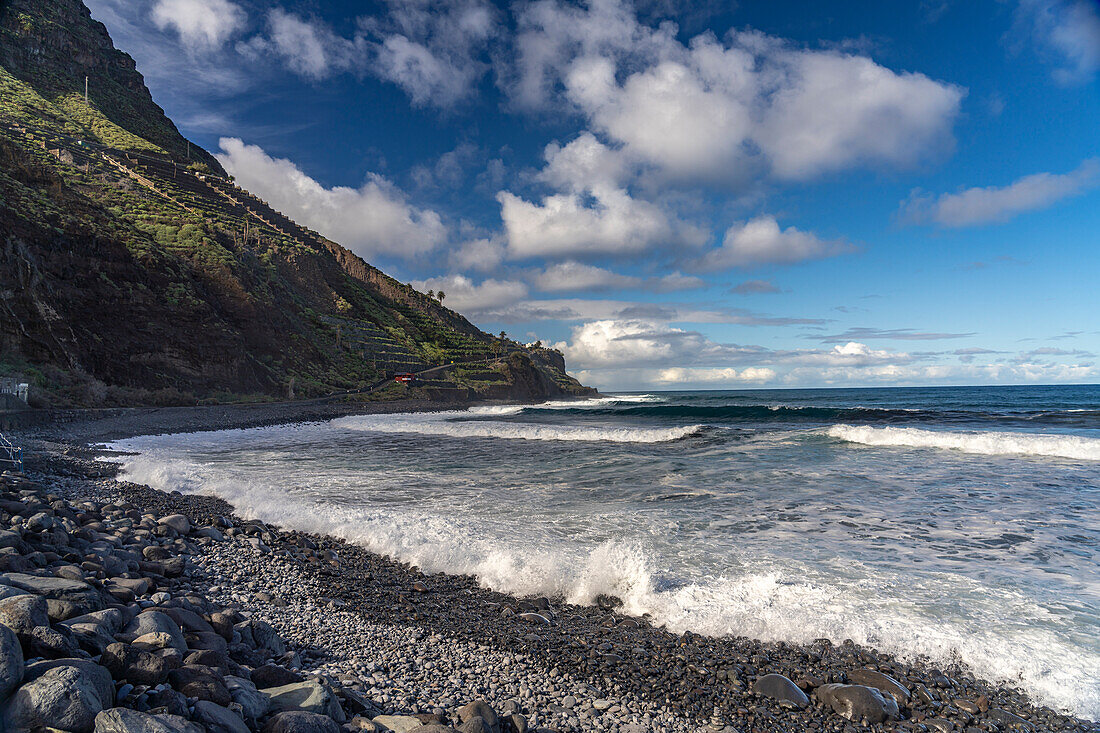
[11,405,1097,732]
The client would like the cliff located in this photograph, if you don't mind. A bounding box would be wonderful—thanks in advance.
[0,0,594,407]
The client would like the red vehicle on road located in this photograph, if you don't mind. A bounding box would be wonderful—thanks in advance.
[393,373,417,384]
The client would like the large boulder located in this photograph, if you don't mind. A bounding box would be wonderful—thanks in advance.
[4,664,105,733]
[124,611,187,655]
[263,710,342,733]
[373,716,427,733]
[0,573,109,614]
[168,665,232,706]
[226,675,270,719]
[0,593,49,633]
[102,642,180,686]
[24,658,115,708]
[815,683,900,724]
[94,707,204,732]
[262,680,346,722]
[0,622,24,698]
[752,673,810,709]
[193,700,250,733]
[847,668,911,704]
[158,515,191,534]
[457,701,499,732]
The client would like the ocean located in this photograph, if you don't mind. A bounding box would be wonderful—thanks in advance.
[104,385,1100,719]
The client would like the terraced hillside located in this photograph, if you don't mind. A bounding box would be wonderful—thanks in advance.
[0,0,592,406]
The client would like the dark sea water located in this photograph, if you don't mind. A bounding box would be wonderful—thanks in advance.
[105,385,1100,718]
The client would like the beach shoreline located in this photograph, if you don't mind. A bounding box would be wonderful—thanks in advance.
[6,402,1098,732]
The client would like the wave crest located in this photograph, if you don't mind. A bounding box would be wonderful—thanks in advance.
[332,412,701,443]
[827,425,1100,461]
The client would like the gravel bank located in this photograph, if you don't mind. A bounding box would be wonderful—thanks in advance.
[4,406,1098,733]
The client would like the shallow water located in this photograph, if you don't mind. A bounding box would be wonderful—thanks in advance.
[104,386,1100,719]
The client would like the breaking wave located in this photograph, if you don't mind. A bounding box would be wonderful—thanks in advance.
[332,412,701,443]
[827,425,1100,461]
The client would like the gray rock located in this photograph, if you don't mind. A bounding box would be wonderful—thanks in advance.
[815,683,899,724]
[0,573,108,614]
[25,623,81,658]
[263,710,342,733]
[409,726,460,733]
[193,700,250,733]
[4,664,105,733]
[249,618,286,656]
[847,668,911,703]
[372,716,426,733]
[0,585,30,600]
[987,708,1036,731]
[124,611,186,654]
[158,515,191,534]
[0,621,23,698]
[457,700,498,731]
[458,716,492,733]
[262,680,346,722]
[0,592,50,633]
[752,673,810,709]
[167,664,231,706]
[24,658,115,708]
[63,608,125,636]
[226,675,270,719]
[94,707,204,733]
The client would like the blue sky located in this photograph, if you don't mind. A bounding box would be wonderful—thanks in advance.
[85,0,1100,390]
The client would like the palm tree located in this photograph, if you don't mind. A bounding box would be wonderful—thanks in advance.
[426,289,435,299]
[437,290,445,303]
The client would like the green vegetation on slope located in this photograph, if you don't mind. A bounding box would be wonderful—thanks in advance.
[0,0,592,407]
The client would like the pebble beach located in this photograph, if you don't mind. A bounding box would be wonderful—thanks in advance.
[0,403,1096,732]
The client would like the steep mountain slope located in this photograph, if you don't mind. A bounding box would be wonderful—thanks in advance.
[0,0,592,406]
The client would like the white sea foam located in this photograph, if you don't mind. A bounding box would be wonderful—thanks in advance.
[332,412,700,443]
[97,444,1100,719]
[828,425,1100,461]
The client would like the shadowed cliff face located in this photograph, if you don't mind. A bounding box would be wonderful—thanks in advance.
[0,0,593,407]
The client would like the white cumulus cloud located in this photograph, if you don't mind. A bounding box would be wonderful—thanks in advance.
[694,216,852,270]
[411,274,527,313]
[901,158,1100,227]
[150,0,246,49]
[1014,0,1100,84]
[508,0,965,182]
[364,0,497,107]
[215,138,446,260]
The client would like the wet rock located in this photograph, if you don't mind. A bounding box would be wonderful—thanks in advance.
[847,668,910,704]
[264,710,343,733]
[987,708,1036,731]
[0,621,24,698]
[752,673,809,709]
[93,707,204,732]
[4,663,105,733]
[193,700,250,733]
[815,683,899,724]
